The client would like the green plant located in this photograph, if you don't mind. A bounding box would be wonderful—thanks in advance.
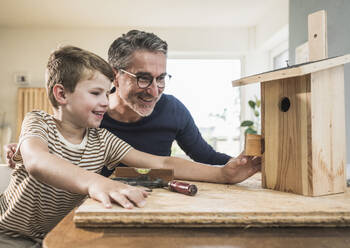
[240,96,261,134]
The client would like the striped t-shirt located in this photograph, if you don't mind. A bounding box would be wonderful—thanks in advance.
[0,110,132,240]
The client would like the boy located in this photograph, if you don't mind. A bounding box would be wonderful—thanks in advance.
[0,46,260,247]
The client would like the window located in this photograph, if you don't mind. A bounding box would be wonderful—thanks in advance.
[165,59,241,157]
[273,49,289,69]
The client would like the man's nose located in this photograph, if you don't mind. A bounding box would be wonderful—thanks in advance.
[146,79,160,97]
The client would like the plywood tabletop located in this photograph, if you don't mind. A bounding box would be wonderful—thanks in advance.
[74,174,350,228]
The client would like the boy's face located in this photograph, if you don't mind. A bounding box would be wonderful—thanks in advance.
[64,71,110,128]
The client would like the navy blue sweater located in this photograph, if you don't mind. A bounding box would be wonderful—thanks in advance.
[100,94,231,176]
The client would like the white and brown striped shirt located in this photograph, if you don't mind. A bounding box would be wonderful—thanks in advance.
[0,110,131,240]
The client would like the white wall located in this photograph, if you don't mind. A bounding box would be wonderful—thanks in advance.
[239,0,289,137]
[0,0,288,143]
[0,164,12,192]
[0,27,250,142]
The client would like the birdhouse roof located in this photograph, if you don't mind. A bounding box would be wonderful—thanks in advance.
[232,54,350,87]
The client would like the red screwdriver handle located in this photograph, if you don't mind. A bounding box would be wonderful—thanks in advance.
[168,181,198,196]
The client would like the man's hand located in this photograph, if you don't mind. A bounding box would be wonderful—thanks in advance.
[88,177,149,209]
[4,143,17,169]
[221,153,261,184]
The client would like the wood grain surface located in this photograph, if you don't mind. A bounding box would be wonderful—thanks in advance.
[262,75,312,195]
[74,174,350,228]
[310,66,346,195]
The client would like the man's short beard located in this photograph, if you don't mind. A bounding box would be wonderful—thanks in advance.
[129,102,154,117]
[120,91,162,117]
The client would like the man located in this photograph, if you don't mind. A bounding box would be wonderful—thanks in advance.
[100,30,231,176]
[5,30,237,175]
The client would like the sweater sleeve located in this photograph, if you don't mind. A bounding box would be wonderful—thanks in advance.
[174,98,231,165]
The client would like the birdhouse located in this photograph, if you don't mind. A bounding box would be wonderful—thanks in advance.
[233,10,349,196]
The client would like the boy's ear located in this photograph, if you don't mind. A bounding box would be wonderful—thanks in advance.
[52,84,68,105]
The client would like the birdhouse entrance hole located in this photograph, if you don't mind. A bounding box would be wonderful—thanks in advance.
[279,97,290,112]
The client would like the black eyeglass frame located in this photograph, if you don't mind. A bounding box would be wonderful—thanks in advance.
[119,69,171,89]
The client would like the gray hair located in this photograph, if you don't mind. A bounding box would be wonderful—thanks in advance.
[108,30,168,70]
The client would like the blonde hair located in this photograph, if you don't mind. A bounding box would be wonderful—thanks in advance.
[46,46,114,109]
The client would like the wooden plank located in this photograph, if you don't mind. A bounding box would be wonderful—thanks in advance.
[74,174,350,228]
[232,54,350,87]
[261,84,266,187]
[262,75,311,195]
[308,10,327,62]
[310,65,346,195]
[45,210,350,248]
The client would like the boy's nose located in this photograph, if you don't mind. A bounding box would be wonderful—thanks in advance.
[101,95,109,106]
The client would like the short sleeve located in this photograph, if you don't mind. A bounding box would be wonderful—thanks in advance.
[102,130,133,170]
[13,111,49,164]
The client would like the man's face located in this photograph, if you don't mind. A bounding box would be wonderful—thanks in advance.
[116,50,166,117]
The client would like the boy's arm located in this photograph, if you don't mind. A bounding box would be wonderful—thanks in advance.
[20,137,148,209]
[121,149,261,184]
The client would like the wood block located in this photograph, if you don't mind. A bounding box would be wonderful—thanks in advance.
[244,134,262,156]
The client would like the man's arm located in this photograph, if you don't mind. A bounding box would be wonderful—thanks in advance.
[174,99,231,165]
[121,149,260,184]
[19,137,148,209]
[4,143,17,168]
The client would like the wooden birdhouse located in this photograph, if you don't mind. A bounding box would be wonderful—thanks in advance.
[233,10,349,196]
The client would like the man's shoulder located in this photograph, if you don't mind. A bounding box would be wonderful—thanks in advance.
[157,94,186,110]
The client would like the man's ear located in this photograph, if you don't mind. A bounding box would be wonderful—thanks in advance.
[113,68,120,88]
[52,84,68,105]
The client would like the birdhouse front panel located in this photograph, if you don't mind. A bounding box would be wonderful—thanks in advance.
[262,74,312,196]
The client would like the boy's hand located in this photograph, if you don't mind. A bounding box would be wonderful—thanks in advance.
[4,143,17,169]
[88,177,149,209]
[221,153,261,184]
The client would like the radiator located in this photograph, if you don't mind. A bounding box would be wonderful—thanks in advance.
[17,88,53,138]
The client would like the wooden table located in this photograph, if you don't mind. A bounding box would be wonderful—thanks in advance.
[44,173,350,248]
[44,210,350,248]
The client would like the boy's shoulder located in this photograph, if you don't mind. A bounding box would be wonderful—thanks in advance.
[22,110,56,128]
[25,110,53,121]
[87,127,115,138]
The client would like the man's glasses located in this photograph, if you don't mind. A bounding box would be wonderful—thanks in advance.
[120,69,171,89]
